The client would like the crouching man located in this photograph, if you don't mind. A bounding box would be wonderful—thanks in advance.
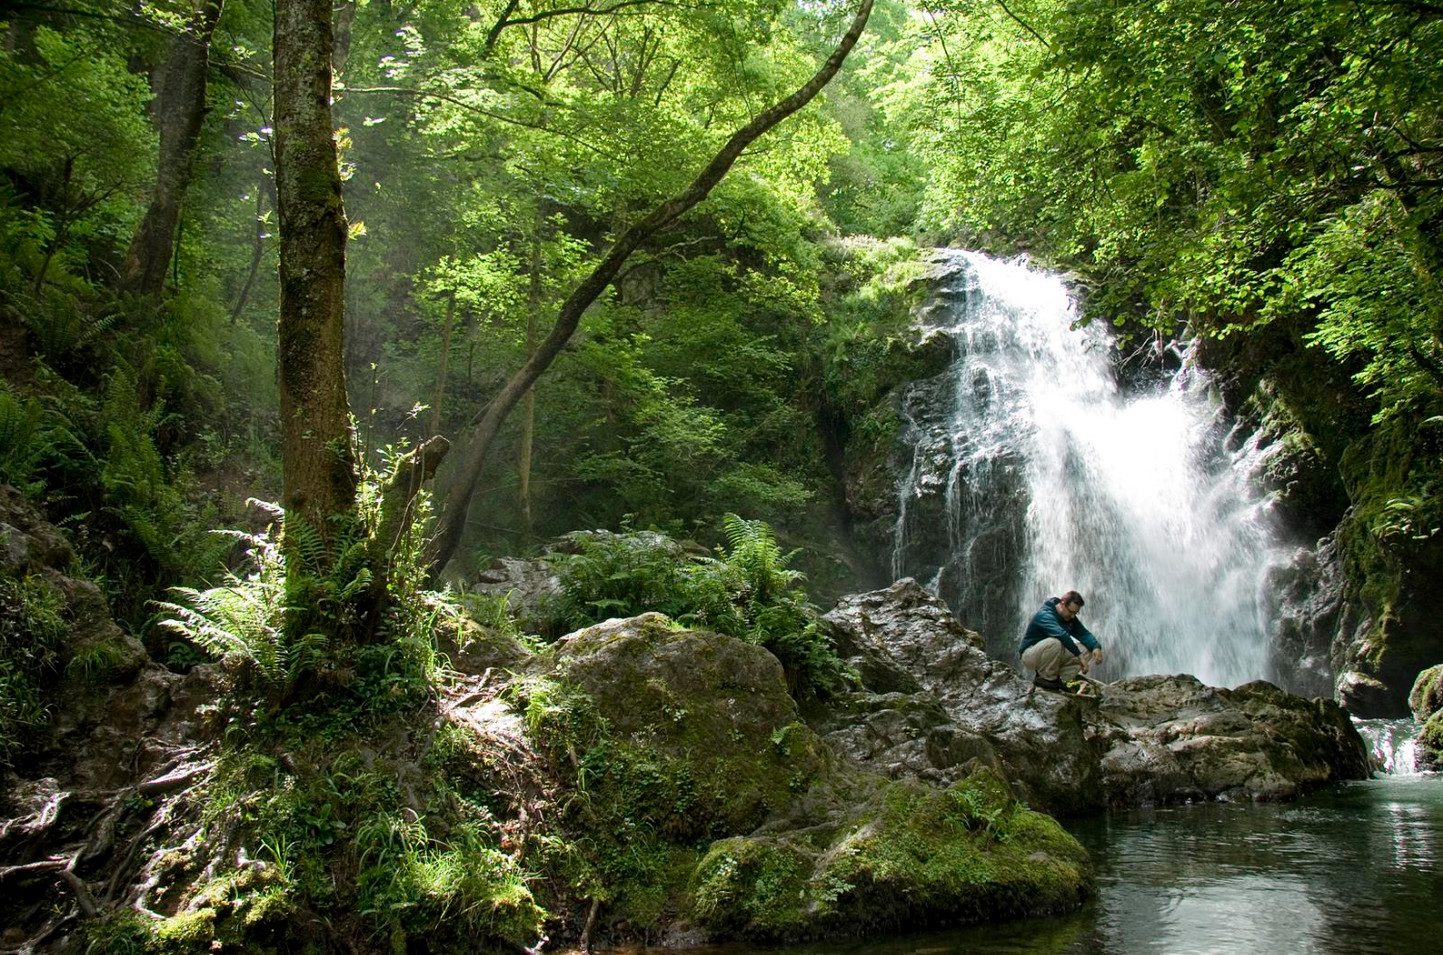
[1019,590,1104,692]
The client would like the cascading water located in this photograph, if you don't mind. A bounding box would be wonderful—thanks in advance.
[892,250,1288,687]
[1355,719,1426,775]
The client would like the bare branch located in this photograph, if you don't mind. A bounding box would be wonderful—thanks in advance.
[485,0,689,55]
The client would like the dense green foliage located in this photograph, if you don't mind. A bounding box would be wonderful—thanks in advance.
[0,572,66,765]
[892,0,1443,427]
[3,0,1442,947]
[550,515,853,696]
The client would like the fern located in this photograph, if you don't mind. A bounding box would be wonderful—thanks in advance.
[20,289,117,362]
[719,513,804,605]
[550,518,850,699]
[157,532,290,689]
[0,382,79,495]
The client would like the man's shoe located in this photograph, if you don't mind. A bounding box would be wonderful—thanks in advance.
[1032,674,1065,692]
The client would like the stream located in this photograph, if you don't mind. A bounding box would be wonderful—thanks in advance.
[677,772,1441,955]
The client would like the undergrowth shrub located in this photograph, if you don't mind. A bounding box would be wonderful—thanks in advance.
[550,515,851,698]
[149,466,548,952]
[0,572,67,766]
[0,381,82,495]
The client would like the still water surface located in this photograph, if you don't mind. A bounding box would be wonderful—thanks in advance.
[728,777,1443,955]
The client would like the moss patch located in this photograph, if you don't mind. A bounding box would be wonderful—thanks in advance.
[1409,664,1443,722]
[690,769,1091,941]
[1418,712,1443,772]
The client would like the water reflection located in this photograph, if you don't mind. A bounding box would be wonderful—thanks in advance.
[656,778,1442,955]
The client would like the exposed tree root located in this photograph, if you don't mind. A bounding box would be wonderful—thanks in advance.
[0,739,218,952]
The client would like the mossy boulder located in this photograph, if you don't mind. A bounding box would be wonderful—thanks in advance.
[690,770,1090,941]
[1412,665,1443,772]
[517,613,1092,943]
[1330,417,1443,717]
[1409,665,1443,722]
[1418,713,1443,772]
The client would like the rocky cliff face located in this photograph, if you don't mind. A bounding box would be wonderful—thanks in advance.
[834,249,1442,716]
[1,487,221,951]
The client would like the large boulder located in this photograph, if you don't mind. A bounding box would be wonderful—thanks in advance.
[822,581,1371,813]
[1411,665,1443,772]
[517,613,1092,942]
[1084,675,1371,805]
[1409,665,1443,722]
[823,579,1104,815]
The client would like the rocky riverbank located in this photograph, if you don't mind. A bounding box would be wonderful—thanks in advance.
[2,494,1094,952]
[817,580,1372,814]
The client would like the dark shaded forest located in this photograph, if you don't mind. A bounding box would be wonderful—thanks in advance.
[1,1,1440,952]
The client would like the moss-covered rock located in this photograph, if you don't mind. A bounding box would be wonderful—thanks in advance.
[1418,712,1443,772]
[511,613,1092,944]
[690,770,1090,941]
[1412,665,1443,772]
[1331,417,1443,717]
[1409,664,1443,722]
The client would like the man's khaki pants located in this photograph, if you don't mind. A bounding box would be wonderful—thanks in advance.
[1021,638,1082,683]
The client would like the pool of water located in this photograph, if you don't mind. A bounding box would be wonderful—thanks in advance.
[691,776,1443,955]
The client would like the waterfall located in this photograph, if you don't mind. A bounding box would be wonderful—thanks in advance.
[1354,719,1426,775]
[891,250,1287,687]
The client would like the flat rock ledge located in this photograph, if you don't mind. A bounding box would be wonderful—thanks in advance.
[819,580,1371,814]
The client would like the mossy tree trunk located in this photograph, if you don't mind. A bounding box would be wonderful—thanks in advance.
[122,0,225,297]
[273,0,358,552]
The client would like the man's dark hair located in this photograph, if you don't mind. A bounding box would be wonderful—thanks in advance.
[1060,590,1085,609]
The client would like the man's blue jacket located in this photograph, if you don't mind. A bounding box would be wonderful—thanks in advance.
[1019,597,1101,658]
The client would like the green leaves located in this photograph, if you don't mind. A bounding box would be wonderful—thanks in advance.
[549,517,851,698]
[901,0,1443,421]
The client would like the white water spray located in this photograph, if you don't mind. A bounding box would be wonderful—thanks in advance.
[892,250,1286,686]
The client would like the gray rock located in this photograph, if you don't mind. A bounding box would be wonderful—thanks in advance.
[0,486,74,570]
[1263,541,1340,699]
[823,579,1102,815]
[470,555,563,634]
[1086,675,1370,806]
[803,689,1004,787]
[821,581,1371,814]
[1,522,31,574]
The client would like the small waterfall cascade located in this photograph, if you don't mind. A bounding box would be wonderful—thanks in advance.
[891,250,1288,686]
[1354,719,1426,775]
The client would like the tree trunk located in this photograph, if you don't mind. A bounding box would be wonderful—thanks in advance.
[274,0,358,547]
[424,0,876,574]
[229,177,272,324]
[517,215,543,547]
[333,0,359,74]
[429,291,458,436]
[121,0,225,297]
